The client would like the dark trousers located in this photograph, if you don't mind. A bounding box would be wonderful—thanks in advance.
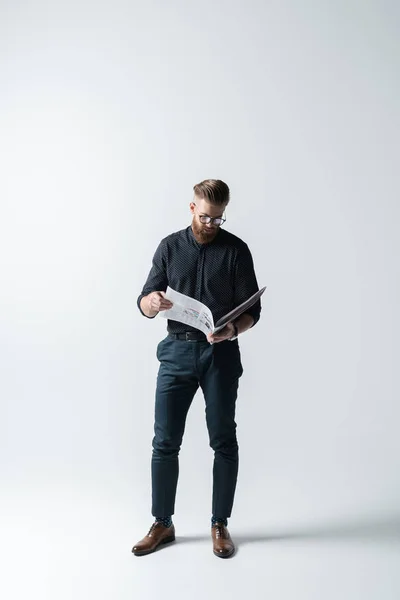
[151,335,243,518]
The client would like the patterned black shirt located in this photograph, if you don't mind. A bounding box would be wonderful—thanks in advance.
[137,225,261,334]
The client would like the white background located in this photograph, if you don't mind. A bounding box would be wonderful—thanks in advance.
[1,1,399,599]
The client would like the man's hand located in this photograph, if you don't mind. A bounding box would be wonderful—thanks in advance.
[207,322,235,344]
[148,291,173,313]
[140,291,173,318]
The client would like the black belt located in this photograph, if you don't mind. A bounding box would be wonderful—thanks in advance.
[169,331,207,342]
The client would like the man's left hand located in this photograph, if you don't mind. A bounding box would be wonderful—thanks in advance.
[207,322,235,344]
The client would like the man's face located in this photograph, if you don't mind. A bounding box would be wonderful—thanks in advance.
[190,197,226,244]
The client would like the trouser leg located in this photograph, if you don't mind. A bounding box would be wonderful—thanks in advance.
[199,340,243,518]
[151,337,199,516]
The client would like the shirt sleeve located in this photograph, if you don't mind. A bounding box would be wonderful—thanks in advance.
[137,239,169,319]
[233,242,261,327]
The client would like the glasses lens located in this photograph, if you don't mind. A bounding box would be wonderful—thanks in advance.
[213,218,223,226]
[200,216,211,224]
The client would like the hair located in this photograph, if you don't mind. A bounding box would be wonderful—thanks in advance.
[193,179,230,206]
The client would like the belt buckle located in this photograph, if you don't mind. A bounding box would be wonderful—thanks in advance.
[185,332,194,342]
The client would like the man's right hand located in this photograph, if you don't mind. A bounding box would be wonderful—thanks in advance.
[147,291,173,313]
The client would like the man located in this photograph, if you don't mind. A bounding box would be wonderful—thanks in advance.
[132,179,261,558]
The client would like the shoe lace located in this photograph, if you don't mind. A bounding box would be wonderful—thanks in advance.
[147,522,158,536]
[215,525,224,539]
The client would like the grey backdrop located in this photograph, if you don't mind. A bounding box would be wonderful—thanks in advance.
[1,1,399,599]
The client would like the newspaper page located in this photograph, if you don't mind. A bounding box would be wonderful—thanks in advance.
[212,286,266,334]
[160,287,215,336]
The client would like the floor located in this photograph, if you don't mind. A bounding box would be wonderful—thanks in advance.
[2,481,400,600]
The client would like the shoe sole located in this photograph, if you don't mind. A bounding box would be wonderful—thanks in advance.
[132,535,176,556]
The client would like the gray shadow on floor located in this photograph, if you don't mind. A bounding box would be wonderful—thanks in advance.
[175,511,400,548]
[233,511,400,546]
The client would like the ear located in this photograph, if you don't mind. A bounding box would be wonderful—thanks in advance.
[189,202,196,214]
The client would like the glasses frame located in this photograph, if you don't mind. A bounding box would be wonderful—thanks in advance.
[193,203,227,227]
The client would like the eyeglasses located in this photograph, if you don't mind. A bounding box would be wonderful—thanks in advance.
[194,204,226,226]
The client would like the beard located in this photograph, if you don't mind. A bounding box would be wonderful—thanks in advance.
[191,217,220,244]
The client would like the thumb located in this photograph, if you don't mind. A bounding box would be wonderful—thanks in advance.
[160,291,173,305]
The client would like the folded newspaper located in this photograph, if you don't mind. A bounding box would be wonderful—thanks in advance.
[160,286,266,337]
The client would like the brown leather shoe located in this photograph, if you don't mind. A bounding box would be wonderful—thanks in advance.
[212,523,235,558]
[131,522,175,556]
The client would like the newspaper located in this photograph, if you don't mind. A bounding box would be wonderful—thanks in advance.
[160,288,215,336]
[161,286,266,336]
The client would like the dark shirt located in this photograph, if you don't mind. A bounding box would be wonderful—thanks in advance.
[137,225,261,334]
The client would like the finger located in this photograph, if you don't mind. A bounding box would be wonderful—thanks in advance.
[151,299,163,310]
[159,293,173,308]
[157,303,173,312]
[211,335,226,343]
[160,301,173,309]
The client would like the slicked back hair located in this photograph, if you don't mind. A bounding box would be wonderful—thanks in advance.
[193,179,230,207]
